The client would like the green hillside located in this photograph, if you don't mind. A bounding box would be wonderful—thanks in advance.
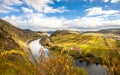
[0,19,87,75]
[0,19,40,74]
[40,30,120,64]
[0,19,119,75]
[49,30,119,55]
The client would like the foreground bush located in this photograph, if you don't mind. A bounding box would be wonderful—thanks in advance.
[33,53,87,75]
[101,51,120,75]
[0,50,87,75]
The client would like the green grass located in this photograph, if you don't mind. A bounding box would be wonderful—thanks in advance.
[50,33,118,56]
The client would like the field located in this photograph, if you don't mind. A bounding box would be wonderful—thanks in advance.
[49,33,119,57]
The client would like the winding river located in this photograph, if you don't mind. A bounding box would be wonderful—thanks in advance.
[30,39,49,59]
[29,39,108,75]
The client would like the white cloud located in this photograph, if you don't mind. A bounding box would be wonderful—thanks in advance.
[102,0,120,3]
[0,0,68,14]
[103,0,109,2]
[1,0,120,31]
[86,7,119,16]
[43,6,69,13]
[2,11,120,31]
[3,15,26,27]
[56,0,61,2]
[111,0,120,3]
[2,0,23,5]
[0,5,19,13]
[90,0,94,3]
[23,0,68,13]
[22,7,33,13]
[0,0,23,13]
[0,0,69,31]
[62,6,120,30]
[64,17,120,29]
[2,12,65,31]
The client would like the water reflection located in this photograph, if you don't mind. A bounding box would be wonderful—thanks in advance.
[75,60,108,75]
[30,39,49,58]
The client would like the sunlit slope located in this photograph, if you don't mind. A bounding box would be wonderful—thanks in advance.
[79,36,117,56]
[0,18,40,51]
[0,19,39,74]
[50,32,118,56]
[0,50,35,75]
[0,19,42,75]
[0,49,88,75]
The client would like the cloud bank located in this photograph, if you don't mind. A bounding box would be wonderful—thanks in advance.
[0,0,120,31]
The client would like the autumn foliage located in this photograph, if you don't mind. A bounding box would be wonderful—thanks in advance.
[101,51,120,75]
[33,52,87,75]
[0,50,87,75]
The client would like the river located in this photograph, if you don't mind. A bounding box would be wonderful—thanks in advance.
[29,39,108,75]
[30,39,49,59]
[75,60,108,75]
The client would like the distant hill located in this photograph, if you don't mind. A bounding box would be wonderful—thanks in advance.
[97,28,120,35]
[83,28,120,35]
[51,30,81,36]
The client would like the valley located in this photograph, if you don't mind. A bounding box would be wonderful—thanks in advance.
[0,19,120,75]
[41,29,120,75]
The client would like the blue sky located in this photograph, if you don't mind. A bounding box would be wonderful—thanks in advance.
[0,0,120,31]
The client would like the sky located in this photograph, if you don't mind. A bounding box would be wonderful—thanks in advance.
[0,0,120,31]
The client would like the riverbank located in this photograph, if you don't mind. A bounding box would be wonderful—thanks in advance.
[29,39,49,59]
[27,38,88,75]
[24,38,41,64]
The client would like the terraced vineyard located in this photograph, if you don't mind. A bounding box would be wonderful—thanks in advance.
[49,32,119,57]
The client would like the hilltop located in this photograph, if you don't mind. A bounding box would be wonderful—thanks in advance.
[84,28,120,35]
[97,28,120,35]
[51,30,81,36]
